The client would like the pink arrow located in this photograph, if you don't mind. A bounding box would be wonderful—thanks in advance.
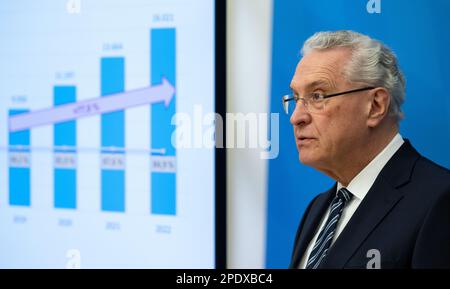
[9,77,175,132]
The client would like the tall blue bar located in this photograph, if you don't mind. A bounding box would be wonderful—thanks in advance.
[54,86,77,209]
[151,28,176,215]
[9,109,31,206]
[101,57,125,212]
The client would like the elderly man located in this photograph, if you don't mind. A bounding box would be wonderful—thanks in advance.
[285,30,450,269]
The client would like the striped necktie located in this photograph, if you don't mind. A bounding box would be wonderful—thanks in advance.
[306,187,353,269]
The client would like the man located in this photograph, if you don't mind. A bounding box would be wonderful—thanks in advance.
[284,30,450,269]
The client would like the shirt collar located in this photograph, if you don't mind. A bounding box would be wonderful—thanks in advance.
[337,133,404,201]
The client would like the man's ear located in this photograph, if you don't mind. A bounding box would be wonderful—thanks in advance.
[367,87,390,128]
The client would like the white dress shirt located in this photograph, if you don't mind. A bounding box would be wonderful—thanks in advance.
[299,133,405,268]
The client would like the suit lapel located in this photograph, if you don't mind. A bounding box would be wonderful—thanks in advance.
[319,177,403,268]
[318,139,420,269]
[290,185,336,268]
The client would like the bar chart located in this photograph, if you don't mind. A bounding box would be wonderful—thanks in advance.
[7,28,177,216]
[0,0,215,268]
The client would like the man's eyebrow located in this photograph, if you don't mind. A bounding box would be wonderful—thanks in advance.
[305,80,331,89]
[290,80,332,94]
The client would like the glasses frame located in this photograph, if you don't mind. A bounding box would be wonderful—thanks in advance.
[282,86,375,114]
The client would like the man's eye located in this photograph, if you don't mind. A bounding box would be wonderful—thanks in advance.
[311,92,324,101]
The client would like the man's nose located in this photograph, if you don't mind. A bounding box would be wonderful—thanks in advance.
[290,101,312,126]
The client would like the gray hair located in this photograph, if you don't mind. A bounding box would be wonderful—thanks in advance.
[301,30,405,121]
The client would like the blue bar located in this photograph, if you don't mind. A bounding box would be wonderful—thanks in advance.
[54,86,77,209]
[9,109,31,206]
[101,57,125,212]
[151,172,176,215]
[54,169,76,209]
[151,28,176,215]
[101,57,125,149]
[9,110,30,151]
[101,170,125,212]
[9,168,30,206]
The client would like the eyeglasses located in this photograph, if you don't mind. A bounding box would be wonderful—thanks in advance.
[281,86,375,115]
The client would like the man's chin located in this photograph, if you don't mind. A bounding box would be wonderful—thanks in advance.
[298,152,319,167]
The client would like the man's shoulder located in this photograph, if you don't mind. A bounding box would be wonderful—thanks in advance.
[412,155,450,187]
[389,139,450,191]
[402,154,450,210]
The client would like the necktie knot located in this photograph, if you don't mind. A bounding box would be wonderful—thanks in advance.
[337,187,353,204]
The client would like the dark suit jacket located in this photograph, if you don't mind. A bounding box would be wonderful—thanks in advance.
[289,140,450,269]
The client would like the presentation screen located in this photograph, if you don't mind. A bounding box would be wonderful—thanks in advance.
[0,0,223,268]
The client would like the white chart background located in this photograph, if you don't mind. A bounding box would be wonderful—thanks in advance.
[0,0,215,268]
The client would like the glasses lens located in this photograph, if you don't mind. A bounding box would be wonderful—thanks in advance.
[282,94,326,115]
[282,95,291,114]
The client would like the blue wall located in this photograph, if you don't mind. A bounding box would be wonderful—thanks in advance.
[267,0,450,268]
